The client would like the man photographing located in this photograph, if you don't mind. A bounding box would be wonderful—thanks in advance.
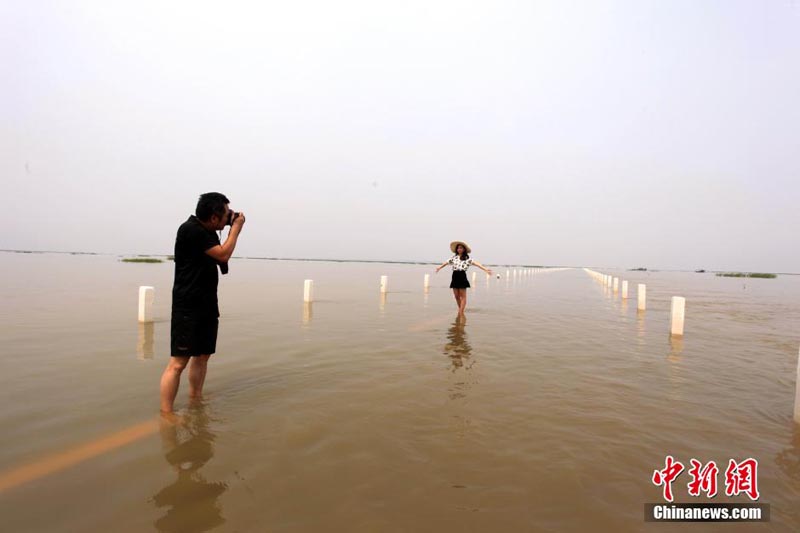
[160,192,245,415]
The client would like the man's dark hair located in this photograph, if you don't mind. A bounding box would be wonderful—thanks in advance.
[195,192,230,222]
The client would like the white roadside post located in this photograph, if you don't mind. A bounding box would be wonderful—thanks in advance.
[670,297,686,336]
[138,286,154,323]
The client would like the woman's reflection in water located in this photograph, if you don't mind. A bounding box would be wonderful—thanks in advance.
[444,314,474,372]
[153,400,227,532]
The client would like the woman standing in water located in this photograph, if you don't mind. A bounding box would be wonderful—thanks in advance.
[435,241,493,315]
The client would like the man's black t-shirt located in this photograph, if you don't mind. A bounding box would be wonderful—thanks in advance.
[172,216,221,317]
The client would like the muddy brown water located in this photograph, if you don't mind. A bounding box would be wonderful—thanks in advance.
[0,253,798,532]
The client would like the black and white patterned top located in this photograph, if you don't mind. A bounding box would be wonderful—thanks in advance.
[448,255,473,271]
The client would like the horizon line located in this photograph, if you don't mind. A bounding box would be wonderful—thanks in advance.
[1,249,796,275]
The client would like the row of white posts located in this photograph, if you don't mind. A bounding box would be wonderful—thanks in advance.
[135,268,585,320]
[584,269,686,337]
[584,268,800,424]
[138,269,564,315]
[303,275,401,303]
[586,269,683,336]
[138,276,800,424]
[584,269,650,313]
[301,269,567,303]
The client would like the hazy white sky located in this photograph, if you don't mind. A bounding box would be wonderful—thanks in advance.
[3,0,798,270]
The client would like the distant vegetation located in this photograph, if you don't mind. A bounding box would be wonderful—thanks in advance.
[121,257,163,264]
[716,272,777,279]
[629,267,647,271]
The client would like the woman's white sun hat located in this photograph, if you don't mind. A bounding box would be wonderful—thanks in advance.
[450,241,472,254]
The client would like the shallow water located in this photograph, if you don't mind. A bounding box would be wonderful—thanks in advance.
[0,253,798,532]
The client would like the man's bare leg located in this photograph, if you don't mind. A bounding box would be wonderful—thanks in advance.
[160,356,190,414]
[188,354,211,399]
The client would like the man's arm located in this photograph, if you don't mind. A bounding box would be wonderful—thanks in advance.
[205,213,245,263]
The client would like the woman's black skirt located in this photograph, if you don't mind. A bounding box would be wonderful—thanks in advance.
[450,270,470,289]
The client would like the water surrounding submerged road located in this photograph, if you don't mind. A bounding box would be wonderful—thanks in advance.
[0,253,798,532]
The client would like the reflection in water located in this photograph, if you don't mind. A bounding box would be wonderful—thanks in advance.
[379,292,387,312]
[668,335,684,360]
[636,310,646,344]
[137,322,154,360]
[666,336,684,402]
[302,302,313,325]
[776,424,800,481]
[443,315,474,372]
[152,401,227,532]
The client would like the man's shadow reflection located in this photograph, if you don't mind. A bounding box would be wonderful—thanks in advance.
[152,400,227,532]
[443,314,474,371]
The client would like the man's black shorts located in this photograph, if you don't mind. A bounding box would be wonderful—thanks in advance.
[170,312,219,357]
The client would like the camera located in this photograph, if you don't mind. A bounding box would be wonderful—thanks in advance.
[227,211,240,226]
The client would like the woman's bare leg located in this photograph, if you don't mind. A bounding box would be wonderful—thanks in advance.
[458,289,468,314]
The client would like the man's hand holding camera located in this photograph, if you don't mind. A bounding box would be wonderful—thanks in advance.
[229,211,246,233]
[201,204,246,264]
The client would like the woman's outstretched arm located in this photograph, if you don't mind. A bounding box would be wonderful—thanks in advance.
[435,260,450,273]
[472,261,493,275]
